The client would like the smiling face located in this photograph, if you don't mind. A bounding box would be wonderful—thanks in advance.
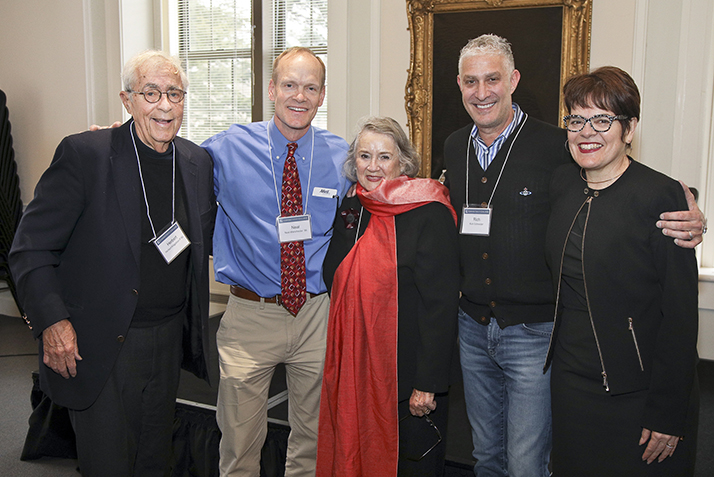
[567,105,637,180]
[355,131,403,192]
[119,61,184,153]
[268,52,325,142]
[457,53,521,145]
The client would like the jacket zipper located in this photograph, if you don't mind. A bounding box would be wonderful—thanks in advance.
[628,317,645,371]
[544,198,587,370]
[578,197,610,392]
[546,196,611,392]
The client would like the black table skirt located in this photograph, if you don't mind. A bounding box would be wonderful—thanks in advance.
[21,372,289,477]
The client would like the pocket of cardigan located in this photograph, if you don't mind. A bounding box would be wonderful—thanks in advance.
[627,317,644,372]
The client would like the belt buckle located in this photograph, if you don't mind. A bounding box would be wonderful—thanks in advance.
[275,294,283,307]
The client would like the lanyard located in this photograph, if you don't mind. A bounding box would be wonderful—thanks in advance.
[465,114,528,207]
[268,121,315,217]
[354,205,364,245]
[129,120,176,241]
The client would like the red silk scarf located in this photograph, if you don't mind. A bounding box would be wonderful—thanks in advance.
[316,175,456,477]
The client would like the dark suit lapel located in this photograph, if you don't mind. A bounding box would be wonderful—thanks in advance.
[110,121,142,267]
[176,140,204,280]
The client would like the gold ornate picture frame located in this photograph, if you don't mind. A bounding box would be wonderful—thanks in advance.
[405,0,592,177]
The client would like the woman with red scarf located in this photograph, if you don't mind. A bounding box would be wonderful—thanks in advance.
[317,117,460,476]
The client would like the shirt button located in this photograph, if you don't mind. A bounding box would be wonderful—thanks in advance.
[482,253,489,260]
[594,191,600,197]
[117,335,125,343]
[490,301,496,307]
[485,278,492,285]
[480,316,488,323]
[481,176,488,184]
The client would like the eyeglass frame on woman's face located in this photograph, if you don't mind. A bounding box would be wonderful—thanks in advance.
[128,87,186,104]
[563,113,629,133]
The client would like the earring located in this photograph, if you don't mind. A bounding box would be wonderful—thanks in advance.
[564,139,570,152]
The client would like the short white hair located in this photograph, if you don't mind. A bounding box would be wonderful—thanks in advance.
[122,50,188,92]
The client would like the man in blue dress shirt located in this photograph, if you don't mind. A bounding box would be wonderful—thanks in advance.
[202,47,351,477]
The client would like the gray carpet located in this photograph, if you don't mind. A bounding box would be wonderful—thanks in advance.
[0,315,78,475]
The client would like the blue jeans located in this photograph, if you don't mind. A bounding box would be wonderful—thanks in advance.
[459,309,552,477]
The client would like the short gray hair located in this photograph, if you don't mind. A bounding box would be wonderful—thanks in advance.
[458,34,515,75]
[122,50,188,92]
[343,117,420,182]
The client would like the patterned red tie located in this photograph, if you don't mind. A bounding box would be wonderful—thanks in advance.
[280,143,307,315]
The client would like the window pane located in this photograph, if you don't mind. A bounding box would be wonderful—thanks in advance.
[182,57,252,142]
[178,0,252,144]
[268,0,328,129]
[177,0,329,142]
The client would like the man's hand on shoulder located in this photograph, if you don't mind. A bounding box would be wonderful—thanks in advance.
[88,121,122,132]
[657,180,706,249]
[42,319,82,379]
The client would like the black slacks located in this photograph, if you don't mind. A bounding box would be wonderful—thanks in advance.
[68,315,184,477]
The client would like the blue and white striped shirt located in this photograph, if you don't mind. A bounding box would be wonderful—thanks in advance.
[470,103,525,171]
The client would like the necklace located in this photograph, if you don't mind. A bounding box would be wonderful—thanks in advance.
[580,159,630,185]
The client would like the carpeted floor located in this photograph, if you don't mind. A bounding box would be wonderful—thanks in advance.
[0,315,78,476]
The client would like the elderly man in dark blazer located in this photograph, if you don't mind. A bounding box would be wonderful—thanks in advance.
[9,50,216,477]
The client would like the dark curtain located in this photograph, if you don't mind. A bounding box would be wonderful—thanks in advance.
[0,89,24,316]
[21,373,289,477]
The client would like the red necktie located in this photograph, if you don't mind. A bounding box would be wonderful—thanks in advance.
[280,143,307,315]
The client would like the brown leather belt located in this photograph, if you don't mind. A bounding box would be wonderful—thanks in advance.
[230,285,321,306]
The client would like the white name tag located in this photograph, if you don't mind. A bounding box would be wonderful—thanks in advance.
[461,206,492,236]
[312,187,337,198]
[276,214,313,243]
[153,221,191,264]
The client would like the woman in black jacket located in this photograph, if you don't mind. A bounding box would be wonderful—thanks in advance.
[545,67,699,476]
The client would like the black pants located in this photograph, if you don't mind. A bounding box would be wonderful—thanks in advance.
[68,315,184,477]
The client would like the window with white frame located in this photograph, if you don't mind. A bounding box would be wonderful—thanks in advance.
[174,0,328,145]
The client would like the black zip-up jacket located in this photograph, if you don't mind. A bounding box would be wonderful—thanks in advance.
[544,160,698,436]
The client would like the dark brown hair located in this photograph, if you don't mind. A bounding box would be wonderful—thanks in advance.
[563,66,640,139]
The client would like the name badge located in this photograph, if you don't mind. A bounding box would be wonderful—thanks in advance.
[152,221,191,264]
[276,214,313,243]
[461,206,492,236]
[312,187,337,198]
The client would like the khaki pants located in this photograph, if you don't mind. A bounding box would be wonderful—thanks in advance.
[216,292,329,477]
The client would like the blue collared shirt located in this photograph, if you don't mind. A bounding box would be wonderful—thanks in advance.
[470,103,525,170]
[202,118,351,296]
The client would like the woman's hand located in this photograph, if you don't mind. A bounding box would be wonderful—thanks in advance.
[640,428,680,464]
[409,389,436,417]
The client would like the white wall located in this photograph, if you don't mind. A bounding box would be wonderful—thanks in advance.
[0,1,89,203]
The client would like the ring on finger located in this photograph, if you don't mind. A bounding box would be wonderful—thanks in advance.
[666,444,674,449]
[689,231,694,240]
